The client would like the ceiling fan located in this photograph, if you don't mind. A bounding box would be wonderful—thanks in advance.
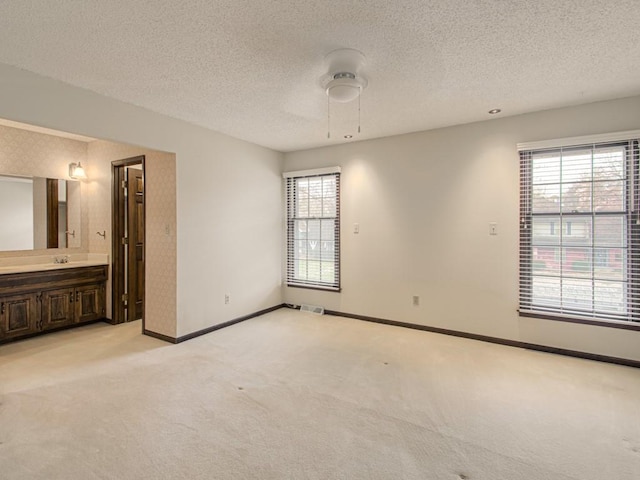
[319,48,368,138]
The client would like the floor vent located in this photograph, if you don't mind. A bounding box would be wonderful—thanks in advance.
[300,304,324,315]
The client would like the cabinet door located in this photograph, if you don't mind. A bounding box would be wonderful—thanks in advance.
[41,288,75,330]
[0,293,39,339]
[75,283,105,323]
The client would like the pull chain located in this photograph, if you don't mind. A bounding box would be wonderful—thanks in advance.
[327,92,331,139]
[358,86,361,134]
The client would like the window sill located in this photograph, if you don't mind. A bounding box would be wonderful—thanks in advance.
[286,283,341,293]
[518,310,640,332]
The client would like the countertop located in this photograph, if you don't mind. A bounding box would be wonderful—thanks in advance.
[0,254,109,275]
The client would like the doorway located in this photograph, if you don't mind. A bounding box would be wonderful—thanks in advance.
[112,156,145,325]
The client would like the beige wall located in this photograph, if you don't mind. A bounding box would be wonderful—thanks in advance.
[66,181,82,249]
[6,60,635,362]
[32,176,46,249]
[283,95,640,362]
[87,140,177,337]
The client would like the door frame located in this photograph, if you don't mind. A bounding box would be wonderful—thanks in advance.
[46,178,59,248]
[111,155,145,326]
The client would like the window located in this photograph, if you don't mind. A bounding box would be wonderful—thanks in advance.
[284,167,340,291]
[519,133,640,324]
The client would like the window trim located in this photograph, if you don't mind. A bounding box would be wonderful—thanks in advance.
[518,310,640,331]
[517,130,640,152]
[284,167,341,292]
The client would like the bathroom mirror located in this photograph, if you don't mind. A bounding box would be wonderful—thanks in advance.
[0,174,81,251]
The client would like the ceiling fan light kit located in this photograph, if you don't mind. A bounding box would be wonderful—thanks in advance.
[323,71,368,103]
[320,48,368,139]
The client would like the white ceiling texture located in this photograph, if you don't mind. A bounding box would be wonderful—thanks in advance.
[0,1,639,152]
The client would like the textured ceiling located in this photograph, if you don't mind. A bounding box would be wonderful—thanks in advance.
[0,1,639,152]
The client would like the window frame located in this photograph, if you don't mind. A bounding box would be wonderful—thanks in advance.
[284,167,341,292]
[518,133,640,330]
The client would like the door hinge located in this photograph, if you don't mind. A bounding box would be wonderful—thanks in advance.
[122,237,128,245]
[122,180,128,189]
[122,294,128,302]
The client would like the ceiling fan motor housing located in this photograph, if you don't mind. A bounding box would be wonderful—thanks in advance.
[321,48,368,103]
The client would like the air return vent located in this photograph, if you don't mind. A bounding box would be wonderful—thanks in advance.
[300,304,324,315]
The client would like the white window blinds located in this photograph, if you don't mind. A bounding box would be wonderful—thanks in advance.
[285,169,341,291]
[519,135,640,325]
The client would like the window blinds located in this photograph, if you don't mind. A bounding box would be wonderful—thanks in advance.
[285,170,340,291]
[519,137,640,324]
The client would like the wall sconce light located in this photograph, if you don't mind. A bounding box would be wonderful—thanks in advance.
[68,162,87,180]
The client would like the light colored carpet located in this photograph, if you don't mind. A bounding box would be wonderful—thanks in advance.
[1,309,639,479]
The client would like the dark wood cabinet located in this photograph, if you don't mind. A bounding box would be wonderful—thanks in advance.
[41,287,75,330]
[0,265,107,344]
[0,292,39,339]
[75,283,105,323]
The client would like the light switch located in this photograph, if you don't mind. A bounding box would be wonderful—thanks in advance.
[354,223,360,234]
[489,222,497,236]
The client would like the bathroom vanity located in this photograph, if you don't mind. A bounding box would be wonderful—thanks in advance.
[0,256,108,343]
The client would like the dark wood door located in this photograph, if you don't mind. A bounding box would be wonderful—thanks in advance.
[127,168,144,321]
[75,284,105,323]
[0,293,39,339]
[46,178,59,248]
[41,288,75,330]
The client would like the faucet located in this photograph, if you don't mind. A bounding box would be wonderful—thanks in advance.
[53,255,70,264]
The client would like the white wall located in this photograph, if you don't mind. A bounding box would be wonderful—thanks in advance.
[0,63,283,338]
[0,177,33,250]
[283,95,640,362]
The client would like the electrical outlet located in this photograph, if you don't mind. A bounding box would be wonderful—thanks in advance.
[224,294,230,305]
[412,295,420,306]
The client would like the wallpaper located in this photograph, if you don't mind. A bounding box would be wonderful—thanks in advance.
[0,124,89,257]
[88,140,177,338]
